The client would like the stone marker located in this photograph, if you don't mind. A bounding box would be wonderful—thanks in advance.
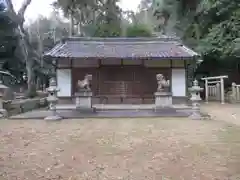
[188,79,204,120]
[44,78,62,121]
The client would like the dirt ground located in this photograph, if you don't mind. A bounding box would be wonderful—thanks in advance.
[1,116,240,180]
[202,103,240,125]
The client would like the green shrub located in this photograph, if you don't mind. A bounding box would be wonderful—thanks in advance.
[126,24,152,37]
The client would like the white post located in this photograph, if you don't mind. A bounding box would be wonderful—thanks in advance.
[216,83,220,101]
[205,79,208,103]
[232,83,236,102]
[220,78,225,104]
[236,86,240,101]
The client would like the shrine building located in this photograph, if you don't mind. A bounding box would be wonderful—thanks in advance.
[44,37,199,104]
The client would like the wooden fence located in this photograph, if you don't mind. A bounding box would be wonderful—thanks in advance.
[201,75,228,104]
[230,83,240,103]
[208,83,221,101]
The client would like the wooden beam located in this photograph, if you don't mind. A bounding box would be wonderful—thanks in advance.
[201,75,228,80]
[207,81,221,84]
[232,84,240,87]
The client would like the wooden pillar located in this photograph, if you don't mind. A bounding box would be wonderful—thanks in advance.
[220,77,225,104]
[205,79,208,103]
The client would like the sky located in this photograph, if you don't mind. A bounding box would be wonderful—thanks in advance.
[12,0,141,23]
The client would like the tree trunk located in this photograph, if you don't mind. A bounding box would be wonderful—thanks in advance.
[69,12,74,36]
[7,0,35,96]
[26,59,35,89]
[18,0,36,96]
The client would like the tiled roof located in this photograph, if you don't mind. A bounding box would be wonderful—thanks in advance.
[44,37,199,59]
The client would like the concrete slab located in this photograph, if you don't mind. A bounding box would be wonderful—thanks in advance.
[56,104,190,110]
[8,104,193,120]
[9,109,192,120]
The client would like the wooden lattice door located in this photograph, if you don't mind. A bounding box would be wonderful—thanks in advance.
[99,66,136,96]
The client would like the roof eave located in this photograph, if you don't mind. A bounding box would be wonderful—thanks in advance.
[43,56,196,60]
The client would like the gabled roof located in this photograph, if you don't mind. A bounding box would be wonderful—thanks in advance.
[44,37,199,60]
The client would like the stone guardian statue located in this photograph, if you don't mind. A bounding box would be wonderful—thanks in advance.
[75,74,94,112]
[156,74,170,92]
[154,74,172,108]
[77,74,92,91]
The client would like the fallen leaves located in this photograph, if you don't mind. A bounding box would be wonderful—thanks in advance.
[0,119,240,179]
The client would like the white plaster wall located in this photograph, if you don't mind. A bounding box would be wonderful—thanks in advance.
[57,69,72,97]
[171,69,186,97]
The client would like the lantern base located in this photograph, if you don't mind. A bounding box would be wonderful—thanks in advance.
[44,112,63,121]
[189,111,203,120]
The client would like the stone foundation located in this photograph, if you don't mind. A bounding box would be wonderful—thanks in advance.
[154,92,172,107]
[75,91,95,113]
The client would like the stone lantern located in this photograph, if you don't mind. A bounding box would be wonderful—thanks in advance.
[188,79,204,120]
[44,78,62,120]
[0,80,8,118]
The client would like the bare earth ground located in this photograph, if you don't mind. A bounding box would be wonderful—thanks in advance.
[1,104,240,180]
[201,103,240,125]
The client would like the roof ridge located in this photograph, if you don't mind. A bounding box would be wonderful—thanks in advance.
[62,36,181,43]
[67,41,179,45]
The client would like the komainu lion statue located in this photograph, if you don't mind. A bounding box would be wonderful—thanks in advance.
[156,74,170,92]
[77,74,92,91]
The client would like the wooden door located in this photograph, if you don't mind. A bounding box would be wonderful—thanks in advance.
[99,66,140,96]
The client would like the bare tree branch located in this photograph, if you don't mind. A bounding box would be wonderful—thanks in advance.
[17,0,32,25]
[6,0,15,12]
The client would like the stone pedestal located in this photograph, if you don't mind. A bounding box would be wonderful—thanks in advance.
[189,102,202,120]
[44,96,62,121]
[0,98,7,118]
[154,92,172,107]
[75,90,95,113]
